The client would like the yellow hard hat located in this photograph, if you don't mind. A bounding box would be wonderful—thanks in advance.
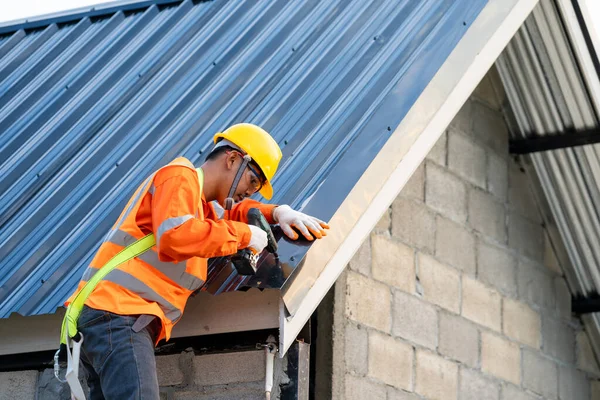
[213,123,282,200]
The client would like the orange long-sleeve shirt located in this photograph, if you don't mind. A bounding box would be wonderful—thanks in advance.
[137,163,277,261]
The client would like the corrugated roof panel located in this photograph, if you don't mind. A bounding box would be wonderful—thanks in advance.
[0,0,487,317]
[497,0,600,294]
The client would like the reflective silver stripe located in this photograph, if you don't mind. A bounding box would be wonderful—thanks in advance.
[81,267,96,282]
[106,229,204,291]
[149,184,155,195]
[211,201,224,219]
[102,268,182,323]
[156,215,193,246]
[137,251,204,291]
[114,176,152,231]
[106,229,136,247]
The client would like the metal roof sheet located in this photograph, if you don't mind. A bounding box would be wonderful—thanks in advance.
[0,0,487,318]
[497,0,600,296]
[496,0,600,346]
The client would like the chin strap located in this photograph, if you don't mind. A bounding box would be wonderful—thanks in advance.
[224,154,251,211]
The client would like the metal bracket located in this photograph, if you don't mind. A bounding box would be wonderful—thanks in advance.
[509,127,600,154]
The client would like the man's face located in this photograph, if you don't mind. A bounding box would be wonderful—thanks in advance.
[220,151,265,204]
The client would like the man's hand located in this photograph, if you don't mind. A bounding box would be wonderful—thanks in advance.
[247,225,268,254]
[273,205,330,241]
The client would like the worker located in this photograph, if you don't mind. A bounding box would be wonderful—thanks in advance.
[62,123,329,399]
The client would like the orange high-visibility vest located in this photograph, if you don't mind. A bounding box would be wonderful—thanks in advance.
[65,157,277,343]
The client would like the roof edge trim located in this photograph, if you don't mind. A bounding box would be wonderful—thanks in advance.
[278,0,540,356]
[0,0,184,35]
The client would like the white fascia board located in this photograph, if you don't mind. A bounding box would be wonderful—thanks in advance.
[0,289,279,356]
[279,0,540,357]
[555,0,600,119]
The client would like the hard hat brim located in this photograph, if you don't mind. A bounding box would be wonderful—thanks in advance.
[259,180,273,200]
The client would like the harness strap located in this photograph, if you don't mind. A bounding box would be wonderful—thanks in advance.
[56,167,204,400]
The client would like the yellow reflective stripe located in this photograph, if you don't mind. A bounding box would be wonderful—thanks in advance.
[105,229,204,290]
[61,161,205,344]
[61,233,156,344]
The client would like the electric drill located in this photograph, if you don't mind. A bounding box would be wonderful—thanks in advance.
[231,208,278,275]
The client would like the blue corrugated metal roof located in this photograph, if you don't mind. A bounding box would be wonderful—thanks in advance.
[0,0,487,318]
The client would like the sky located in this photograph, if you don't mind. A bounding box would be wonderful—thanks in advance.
[1,0,111,23]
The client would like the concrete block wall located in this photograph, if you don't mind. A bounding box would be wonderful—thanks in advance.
[2,349,278,400]
[331,66,600,400]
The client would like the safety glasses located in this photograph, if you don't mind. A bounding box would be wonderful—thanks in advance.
[227,150,265,193]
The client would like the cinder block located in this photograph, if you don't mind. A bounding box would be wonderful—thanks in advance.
[426,163,467,223]
[156,354,184,387]
[559,365,590,400]
[555,278,572,320]
[372,233,415,293]
[477,240,517,296]
[345,271,391,332]
[488,65,507,107]
[368,331,413,390]
[426,131,447,166]
[473,67,504,111]
[374,208,391,233]
[449,99,473,135]
[503,298,541,348]
[345,322,368,375]
[402,163,425,201]
[348,236,371,277]
[0,371,38,400]
[487,152,508,202]
[174,381,266,400]
[544,232,562,274]
[439,312,479,368]
[481,332,521,385]
[592,380,600,400]
[473,75,497,109]
[522,349,558,399]
[542,317,575,364]
[415,349,458,400]
[471,101,509,155]
[459,367,500,400]
[392,290,438,349]
[462,276,501,331]
[501,384,540,400]
[37,368,80,400]
[345,375,387,400]
[508,212,544,262]
[435,216,476,275]
[448,132,486,188]
[193,351,264,386]
[577,331,600,375]
[418,253,460,313]
[387,387,421,400]
[392,197,435,253]
[517,260,556,310]
[468,189,506,243]
[508,163,542,223]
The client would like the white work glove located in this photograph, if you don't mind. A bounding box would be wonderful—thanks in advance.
[273,205,329,241]
[247,225,268,254]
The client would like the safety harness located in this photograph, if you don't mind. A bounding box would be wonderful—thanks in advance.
[55,169,204,400]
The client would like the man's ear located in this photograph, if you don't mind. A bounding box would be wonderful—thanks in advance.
[224,151,237,171]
